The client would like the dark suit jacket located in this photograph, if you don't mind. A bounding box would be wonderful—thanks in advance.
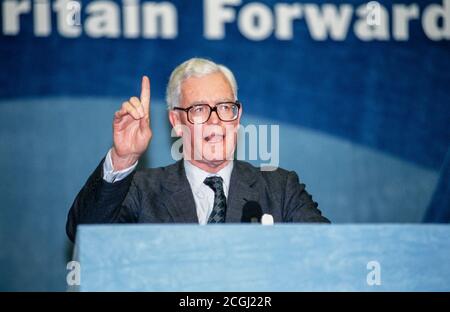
[66,159,330,242]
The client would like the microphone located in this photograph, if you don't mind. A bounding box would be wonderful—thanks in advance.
[241,201,263,223]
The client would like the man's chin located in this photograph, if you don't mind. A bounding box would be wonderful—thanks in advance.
[201,157,228,166]
[197,154,233,167]
[202,148,234,163]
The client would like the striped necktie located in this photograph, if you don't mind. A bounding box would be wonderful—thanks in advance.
[204,176,227,223]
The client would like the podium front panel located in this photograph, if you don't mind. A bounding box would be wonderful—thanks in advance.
[74,224,450,291]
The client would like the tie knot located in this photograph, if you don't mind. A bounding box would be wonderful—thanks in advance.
[203,176,224,193]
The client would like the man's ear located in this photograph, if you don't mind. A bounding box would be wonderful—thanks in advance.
[237,103,243,124]
[169,110,183,136]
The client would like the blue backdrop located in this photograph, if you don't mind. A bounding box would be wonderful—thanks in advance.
[0,0,449,290]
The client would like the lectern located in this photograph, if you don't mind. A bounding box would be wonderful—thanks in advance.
[71,224,450,291]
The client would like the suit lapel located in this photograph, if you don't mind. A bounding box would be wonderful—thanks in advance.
[161,160,260,223]
[226,161,259,222]
[162,160,198,223]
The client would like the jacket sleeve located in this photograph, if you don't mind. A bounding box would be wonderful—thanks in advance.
[66,158,141,242]
[283,171,330,223]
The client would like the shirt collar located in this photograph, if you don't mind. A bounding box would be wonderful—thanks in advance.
[184,160,234,195]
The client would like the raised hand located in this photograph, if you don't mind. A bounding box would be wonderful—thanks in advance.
[111,76,152,170]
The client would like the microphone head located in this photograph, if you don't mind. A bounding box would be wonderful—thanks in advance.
[241,201,263,223]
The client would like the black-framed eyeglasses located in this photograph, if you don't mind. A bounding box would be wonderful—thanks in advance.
[173,101,241,124]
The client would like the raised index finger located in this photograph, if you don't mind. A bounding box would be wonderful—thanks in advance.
[140,75,150,116]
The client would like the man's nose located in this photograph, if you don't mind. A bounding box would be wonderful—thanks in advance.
[208,109,220,124]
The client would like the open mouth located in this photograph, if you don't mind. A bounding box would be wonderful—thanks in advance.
[204,132,225,143]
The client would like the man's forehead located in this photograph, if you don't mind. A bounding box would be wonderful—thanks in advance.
[180,73,234,106]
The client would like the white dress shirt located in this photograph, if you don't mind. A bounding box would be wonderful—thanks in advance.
[102,148,233,224]
[183,159,233,225]
[103,148,138,183]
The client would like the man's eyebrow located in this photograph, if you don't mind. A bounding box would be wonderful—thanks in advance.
[189,98,235,105]
[216,97,235,102]
[189,100,208,105]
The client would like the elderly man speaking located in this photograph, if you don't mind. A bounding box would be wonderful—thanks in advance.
[66,58,329,242]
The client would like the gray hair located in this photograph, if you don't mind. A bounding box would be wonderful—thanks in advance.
[166,58,238,110]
